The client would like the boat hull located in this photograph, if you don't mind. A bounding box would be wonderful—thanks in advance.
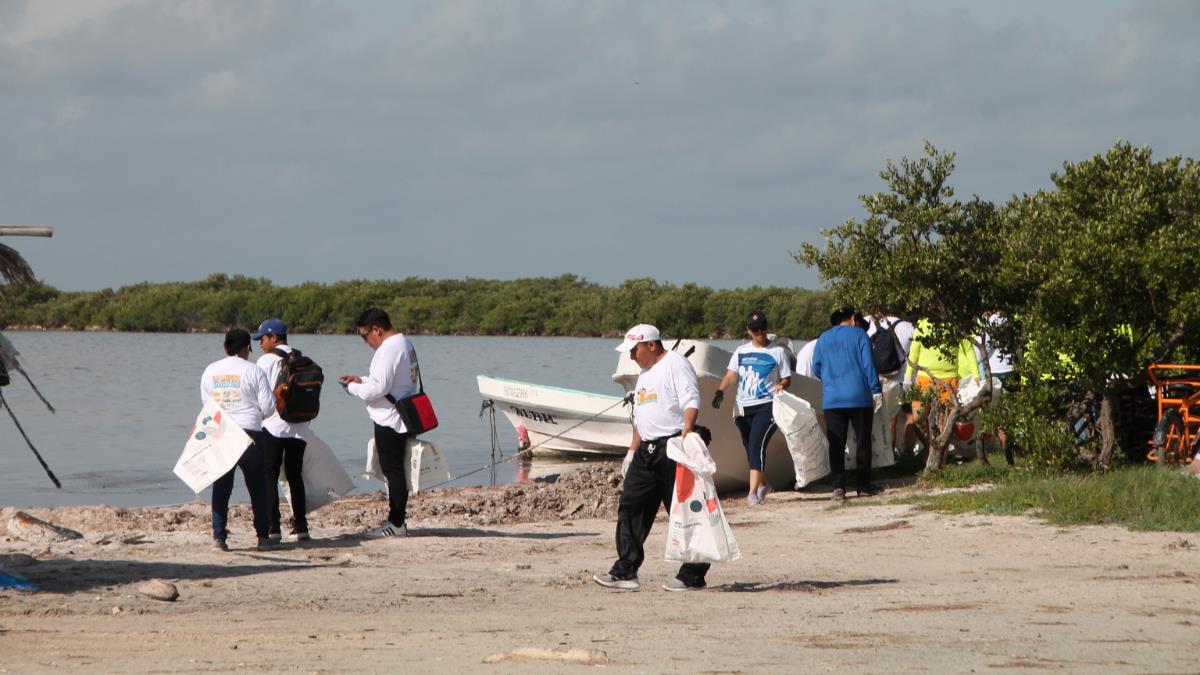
[477,376,631,457]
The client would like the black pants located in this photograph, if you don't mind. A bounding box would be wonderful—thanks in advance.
[609,439,710,587]
[825,407,874,489]
[261,432,308,535]
[374,423,410,527]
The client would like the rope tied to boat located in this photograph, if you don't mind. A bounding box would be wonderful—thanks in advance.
[0,390,61,488]
[422,394,636,491]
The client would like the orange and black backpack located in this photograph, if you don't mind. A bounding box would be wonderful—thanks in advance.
[271,348,323,423]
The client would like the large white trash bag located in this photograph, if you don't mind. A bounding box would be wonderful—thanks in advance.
[363,437,451,493]
[282,428,355,513]
[845,379,901,470]
[174,401,252,493]
[406,438,451,494]
[773,391,830,488]
[664,435,741,564]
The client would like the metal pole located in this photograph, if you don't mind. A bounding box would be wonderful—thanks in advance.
[0,226,54,237]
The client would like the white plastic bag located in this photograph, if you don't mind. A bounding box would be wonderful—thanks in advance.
[363,437,452,493]
[772,391,830,487]
[406,438,451,494]
[282,428,355,513]
[174,401,252,493]
[845,380,900,470]
[664,436,741,564]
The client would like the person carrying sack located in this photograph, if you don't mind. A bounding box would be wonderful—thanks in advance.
[593,324,711,592]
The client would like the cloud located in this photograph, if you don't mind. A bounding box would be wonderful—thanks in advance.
[1,1,1198,292]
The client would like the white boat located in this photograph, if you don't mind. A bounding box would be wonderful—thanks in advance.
[476,375,633,457]
[478,337,815,493]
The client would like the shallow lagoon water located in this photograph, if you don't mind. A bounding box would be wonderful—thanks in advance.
[0,333,741,507]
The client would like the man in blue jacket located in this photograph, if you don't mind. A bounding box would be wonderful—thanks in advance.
[812,308,883,501]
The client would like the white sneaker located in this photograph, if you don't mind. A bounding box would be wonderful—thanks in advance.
[364,521,407,539]
[593,573,639,590]
[747,491,760,507]
[756,484,773,503]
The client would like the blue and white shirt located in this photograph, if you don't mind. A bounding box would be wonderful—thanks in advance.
[727,344,793,407]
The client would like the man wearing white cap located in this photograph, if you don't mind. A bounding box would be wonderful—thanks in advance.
[593,324,711,592]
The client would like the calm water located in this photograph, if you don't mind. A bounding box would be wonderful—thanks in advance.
[0,333,742,507]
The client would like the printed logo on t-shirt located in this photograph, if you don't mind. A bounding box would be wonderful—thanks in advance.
[737,352,779,402]
[211,374,244,406]
[635,387,659,406]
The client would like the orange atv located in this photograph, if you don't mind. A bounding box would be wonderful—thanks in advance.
[1147,364,1200,467]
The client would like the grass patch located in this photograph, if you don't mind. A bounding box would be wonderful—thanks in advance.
[905,465,1200,532]
[918,462,1010,489]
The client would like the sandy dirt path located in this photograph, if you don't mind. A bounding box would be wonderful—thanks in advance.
[1,482,1197,673]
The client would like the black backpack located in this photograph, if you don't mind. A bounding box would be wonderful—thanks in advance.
[271,347,324,423]
[870,319,905,375]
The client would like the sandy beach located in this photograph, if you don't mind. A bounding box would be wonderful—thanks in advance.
[1,468,1197,673]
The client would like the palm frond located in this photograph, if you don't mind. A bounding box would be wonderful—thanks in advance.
[0,243,36,286]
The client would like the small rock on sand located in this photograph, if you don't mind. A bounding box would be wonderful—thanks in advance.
[137,579,179,602]
[483,648,608,665]
[7,511,83,544]
[0,552,38,568]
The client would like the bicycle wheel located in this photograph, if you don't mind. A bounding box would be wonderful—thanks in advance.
[1152,410,1186,468]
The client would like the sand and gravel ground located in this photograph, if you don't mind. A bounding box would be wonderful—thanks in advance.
[1,467,1198,673]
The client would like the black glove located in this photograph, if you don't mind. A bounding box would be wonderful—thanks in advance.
[711,390,724,409]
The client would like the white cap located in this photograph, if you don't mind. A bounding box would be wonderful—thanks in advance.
[615,324,661,352]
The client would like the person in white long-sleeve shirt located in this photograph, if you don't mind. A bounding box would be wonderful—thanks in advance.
[252,318,312,543]
[338,308,420,538]
[199,329,276,551]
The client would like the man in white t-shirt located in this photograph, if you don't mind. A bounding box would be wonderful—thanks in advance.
[868,312,916,451]
[199,329,276,551]
[252,318,311,543]
[338,308,420,539]
[593,324,710,592]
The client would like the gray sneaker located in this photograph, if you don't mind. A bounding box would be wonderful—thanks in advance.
[593,573,640,590]
[662,577,705,592]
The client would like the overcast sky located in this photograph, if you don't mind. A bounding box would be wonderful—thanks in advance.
[2,0,1197,291]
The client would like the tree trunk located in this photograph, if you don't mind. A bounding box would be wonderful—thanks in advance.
[1094,394,1117,472]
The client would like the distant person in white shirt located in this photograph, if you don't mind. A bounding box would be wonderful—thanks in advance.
[867,311,915,451]
[253,318,312,543]
[338,308,420,539]
[712,310,792,506]
[794,339,817,378]
[199,329,276,552]
[593,324,710,592]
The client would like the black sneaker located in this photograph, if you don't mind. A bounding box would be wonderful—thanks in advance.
[291,530,311,542]
[856,484,885,497]
[831,487,846,502]
[212,539,229,552]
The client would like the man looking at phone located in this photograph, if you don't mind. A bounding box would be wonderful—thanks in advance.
[338,308,420,538]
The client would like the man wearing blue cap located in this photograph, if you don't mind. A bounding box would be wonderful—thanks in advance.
[252,318,311,542]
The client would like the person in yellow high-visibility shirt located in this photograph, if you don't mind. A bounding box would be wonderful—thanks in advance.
[903,320,980,450]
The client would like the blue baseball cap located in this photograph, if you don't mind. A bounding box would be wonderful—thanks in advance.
[251,319,287,339]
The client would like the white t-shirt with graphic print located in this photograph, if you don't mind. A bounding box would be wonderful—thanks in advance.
[632,351,700,441]
[726,343,794,407]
